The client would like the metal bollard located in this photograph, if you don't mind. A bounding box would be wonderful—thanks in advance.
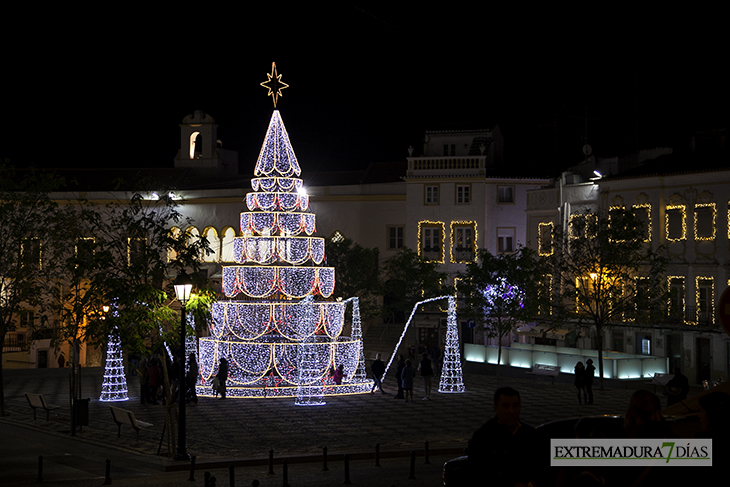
[229,464,235,487]
[323,446,329,471]
[268,449,275,475]
[424,440,430,464]
[408,451,416,479]
[375,443,380,466]
[343,454,353,485]
[282,459,289,487]
[204,471,211,487]
[103,458,112,485]
[37,455,43,482]
[188,455,196,481]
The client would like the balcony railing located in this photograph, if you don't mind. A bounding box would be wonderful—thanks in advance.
[409,156,485,171]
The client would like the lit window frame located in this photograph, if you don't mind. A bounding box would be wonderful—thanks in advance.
[538,222,553,256]
[665,205,687,241]
[693,203,716,241]
[449,221,477,263]
[418,220,445,263]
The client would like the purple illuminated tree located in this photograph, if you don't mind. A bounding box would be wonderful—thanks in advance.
[460,247,546,374]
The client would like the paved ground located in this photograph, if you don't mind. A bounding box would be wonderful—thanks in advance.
[0,365,700,486]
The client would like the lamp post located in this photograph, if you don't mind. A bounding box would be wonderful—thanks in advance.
[173,271,193,461]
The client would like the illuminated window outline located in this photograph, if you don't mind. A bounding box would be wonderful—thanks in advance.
[21,237,42,270]
[632,203,652,242]
[418,220,445,263]
[695,276,714,325]
[538,222,553,256]
[449,221,477,263]
[127,237,147,267]
[693,203,716,241]
[665,205,687,241]
[667,276,685,323]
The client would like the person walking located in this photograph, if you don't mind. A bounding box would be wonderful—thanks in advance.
[370,353,388,394]
[216,357,229,400]
[574,361,587,405]
[401,359,416,402]
[419,352,434,400]
[186,353,199,404]
[584,358,596,404]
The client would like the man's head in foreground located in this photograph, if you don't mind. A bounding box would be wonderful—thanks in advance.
[493,387,521,427]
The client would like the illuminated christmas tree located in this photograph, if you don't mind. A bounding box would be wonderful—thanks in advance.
[438,296,465,393]
[196,64,371,399]
[100,328,129,402]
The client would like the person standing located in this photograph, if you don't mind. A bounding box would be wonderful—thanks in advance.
[574,361,587,405]
[138,356,150,404]
[394,354,406,399]
[419,352,434,400]
[370,353,387,394]
[666,366,690,406]
[584,358,596,405]
[401,359,415,402]
[333,364,345,385]
[216,357,229,400]
[147,357,162,405]
[186,353,199,404]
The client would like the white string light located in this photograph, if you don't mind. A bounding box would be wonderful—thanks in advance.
[195,109,372,400]
[100,327,129,402]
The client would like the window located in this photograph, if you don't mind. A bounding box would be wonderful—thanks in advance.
[632,204,651,242]
[497,227,515,254]
[694,203,715,240]
[419,221,444,262]
[451,222,476,262]
[538,222,553,256]
[443,144,455,156]
[668,277,685,322]
[21,237,41,270]
[19,310,35,328]
[425,185,439,205]
[497,186,514,204]
[387,226,404,250]
[127,237,147,267]
[456,185,471,204]
[665,205,686,241]
[696,277,714,325]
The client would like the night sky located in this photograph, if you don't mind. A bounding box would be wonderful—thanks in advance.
[3,6,728,178]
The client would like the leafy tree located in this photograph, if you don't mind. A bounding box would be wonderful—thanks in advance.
[549,208,667,388]
[325,236,380,322]
[0,166,65,416]
[459,247,547,373]
[380,247,448,323]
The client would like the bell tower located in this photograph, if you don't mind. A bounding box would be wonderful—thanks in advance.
[174,110,238,173]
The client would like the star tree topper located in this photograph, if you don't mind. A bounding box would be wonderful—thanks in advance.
[260,62,289,108]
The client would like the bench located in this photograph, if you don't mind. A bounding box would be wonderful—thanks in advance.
[526,364,561,384]
[109,406,153,441]
[25,393,59,420]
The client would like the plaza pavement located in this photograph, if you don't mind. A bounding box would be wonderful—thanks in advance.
[1,364,693,486]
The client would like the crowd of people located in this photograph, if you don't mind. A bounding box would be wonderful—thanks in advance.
[135,353,200,405]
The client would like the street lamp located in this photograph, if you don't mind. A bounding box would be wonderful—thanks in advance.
[173,271,193,461]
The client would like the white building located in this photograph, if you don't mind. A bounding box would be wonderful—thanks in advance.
[525,148,730,385]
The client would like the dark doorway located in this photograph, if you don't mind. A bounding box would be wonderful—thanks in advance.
[37,350,48,368]
[695,337,711,384]
[666,334,682,372]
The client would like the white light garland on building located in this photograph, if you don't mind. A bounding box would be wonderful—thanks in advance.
[100,328,129,402]
[196,106,372,400]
